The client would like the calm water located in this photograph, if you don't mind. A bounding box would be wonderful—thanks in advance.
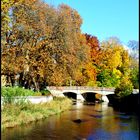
[2,102,139,140]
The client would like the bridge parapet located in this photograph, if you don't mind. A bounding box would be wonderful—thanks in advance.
[46,86,115,91]
[46,86,139,102]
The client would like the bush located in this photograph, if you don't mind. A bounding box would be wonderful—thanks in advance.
[33,92,42,96]
[40,89,51,96]
[115,76,133,98]
[2,86,36,96]
[1,86,38,104]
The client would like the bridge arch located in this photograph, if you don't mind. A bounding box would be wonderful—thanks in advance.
[63,92,77,100]
[81,92,102,102]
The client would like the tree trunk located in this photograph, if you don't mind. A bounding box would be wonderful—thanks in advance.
[32,77,39,91]
[10,75,15,86]
[6,74,12,86]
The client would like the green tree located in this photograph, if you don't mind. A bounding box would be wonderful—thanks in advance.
[97,37,124,87]
[128,40,139,89]
[96,69,121,87]
[130,68,139,89]
[115,76,133,98]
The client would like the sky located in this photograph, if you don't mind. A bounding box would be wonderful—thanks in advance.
[44,0,139,45]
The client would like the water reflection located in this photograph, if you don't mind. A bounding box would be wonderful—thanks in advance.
[87,129,139,140]
[2,102,139,140]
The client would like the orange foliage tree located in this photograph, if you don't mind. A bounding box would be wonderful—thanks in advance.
[82,34,101,86]
[1,1,91,90]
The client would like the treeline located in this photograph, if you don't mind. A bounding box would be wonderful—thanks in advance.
[1,0,139,92]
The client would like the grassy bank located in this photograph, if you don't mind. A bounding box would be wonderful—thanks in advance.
[2,97,72,130]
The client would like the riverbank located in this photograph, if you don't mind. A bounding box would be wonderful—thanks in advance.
[2,97,72,130]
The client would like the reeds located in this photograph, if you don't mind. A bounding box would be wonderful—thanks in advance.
[2,97,72,130]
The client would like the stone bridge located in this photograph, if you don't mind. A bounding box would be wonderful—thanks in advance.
[47,86,139,102]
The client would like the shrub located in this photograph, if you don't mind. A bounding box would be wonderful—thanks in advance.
[2,86,36,96]
[33,92,42,96]
[1,86,38,104]
[40,89,51,96]
[115,76,133,98]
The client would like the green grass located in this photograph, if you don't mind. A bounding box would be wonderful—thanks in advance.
[1,97,72,130]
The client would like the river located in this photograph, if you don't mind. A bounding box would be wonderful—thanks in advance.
[2,102,139,140]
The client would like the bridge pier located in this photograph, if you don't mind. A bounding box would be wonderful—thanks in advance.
[101,95,109,102]
[77,93,85,102]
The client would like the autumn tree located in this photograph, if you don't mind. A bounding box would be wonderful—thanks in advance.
[48,4,91,86]
[82,34,101,86]
[2,0,58,89]
[96,37,126,87]
[1,0,24,86]
[1,1,91,89]
[2,1,136,90]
